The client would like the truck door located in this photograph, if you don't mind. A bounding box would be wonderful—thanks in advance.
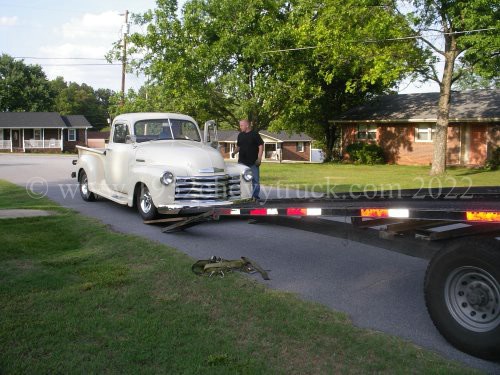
[105,122,132,193]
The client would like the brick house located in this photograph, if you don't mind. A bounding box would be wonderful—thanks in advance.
[218,130,313,162]
[0,112,92,153]
[334,90,499,166]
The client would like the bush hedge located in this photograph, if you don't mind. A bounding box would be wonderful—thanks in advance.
[345,142,385,164]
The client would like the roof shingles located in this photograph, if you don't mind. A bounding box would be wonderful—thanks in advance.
[335,89,500,122]
[0,112,92,129]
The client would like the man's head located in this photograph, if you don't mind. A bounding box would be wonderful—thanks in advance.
[239,119,251,133]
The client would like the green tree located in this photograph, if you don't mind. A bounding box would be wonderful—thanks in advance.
[404,0,499,175]
[119,0,296,129]
[116,0,421,160]
[266,0,423,160]
[50,78,114,129]
[0,54,54,111]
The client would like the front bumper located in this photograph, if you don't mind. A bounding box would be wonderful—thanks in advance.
[157,198,252,215]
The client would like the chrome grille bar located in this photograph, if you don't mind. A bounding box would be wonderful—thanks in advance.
[175,174,241,201]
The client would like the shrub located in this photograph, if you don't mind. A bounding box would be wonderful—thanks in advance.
[485,147,499,171]
[345,142,385,165]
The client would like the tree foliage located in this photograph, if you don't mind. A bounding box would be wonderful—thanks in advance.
[50,77,114,129]
[0,54,55,112]
[118,0,421,160]
[403,0,499,174]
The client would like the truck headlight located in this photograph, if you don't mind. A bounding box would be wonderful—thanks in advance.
[242,168,253,182]
[160,171,174,186]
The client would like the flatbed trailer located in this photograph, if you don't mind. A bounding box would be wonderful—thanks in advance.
[146,192,500,360]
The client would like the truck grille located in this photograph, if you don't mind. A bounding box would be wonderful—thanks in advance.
[175,175,241,201]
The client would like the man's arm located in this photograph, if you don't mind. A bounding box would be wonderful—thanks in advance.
[255,144,264,166]
[232,145,239,158]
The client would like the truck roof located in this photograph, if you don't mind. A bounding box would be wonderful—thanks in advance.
[113,112,197,124]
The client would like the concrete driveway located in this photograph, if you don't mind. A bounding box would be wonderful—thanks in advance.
[1,153,499,373]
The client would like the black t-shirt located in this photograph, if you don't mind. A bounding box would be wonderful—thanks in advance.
[237,130,264,166]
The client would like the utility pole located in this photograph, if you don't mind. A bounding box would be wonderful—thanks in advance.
[120,10,129,105]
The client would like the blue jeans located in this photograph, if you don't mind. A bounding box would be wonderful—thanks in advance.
[250,164,260,199]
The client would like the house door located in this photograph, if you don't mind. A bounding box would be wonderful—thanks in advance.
[12,130,21,148]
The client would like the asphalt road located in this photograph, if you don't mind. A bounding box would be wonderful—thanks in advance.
[1,154,499,373]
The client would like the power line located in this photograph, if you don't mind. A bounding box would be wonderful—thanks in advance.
[13,57,108,60]
[263,27,497,54]
[38,63,120,66]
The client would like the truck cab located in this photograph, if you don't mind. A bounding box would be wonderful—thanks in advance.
[75,113,253,219]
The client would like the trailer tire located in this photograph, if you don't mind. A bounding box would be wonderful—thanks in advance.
[136,183,158,220]
[424,238,500,360]
[79,170,96,202]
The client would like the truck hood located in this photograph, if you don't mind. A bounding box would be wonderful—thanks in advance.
[135,140,226,176]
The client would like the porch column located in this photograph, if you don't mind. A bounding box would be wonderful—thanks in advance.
[85,128,88,146]
[10,129,13,152]
[42,128,45,149]
[22,129,25,152]
[60,129,64,151]
[309,141,312,163]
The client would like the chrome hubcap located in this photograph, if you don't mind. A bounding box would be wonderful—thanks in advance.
[445,266,500,332]
[140,188,152,214]
[81,176,89,195]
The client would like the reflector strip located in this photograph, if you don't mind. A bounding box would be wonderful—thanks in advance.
[466,211,500,222]
[267,208,279,215]
[287,208,307,216]
[230,209,241,215]
[307,208,322,216]
[388,209,409,218]
[360,208,389,218]
[217,208,232,215]
[250,208,267,216]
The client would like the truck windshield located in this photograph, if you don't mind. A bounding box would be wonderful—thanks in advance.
[134,119,201,142]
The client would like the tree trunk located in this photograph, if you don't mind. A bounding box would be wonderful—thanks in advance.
[430,41,458,175]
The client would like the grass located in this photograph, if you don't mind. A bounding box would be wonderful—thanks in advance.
[0,179,480,374]
[260,163,500,193]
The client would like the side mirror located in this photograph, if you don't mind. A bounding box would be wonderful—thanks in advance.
[125,134,137,144]
[203,120,218,149]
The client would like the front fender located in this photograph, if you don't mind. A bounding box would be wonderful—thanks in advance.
[225,163,253,199]
[127,164,182,207]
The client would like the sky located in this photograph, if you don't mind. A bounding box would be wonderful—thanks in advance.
[0,0,440,94]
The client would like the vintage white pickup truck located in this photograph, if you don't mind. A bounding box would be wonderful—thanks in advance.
[74,113,253,219]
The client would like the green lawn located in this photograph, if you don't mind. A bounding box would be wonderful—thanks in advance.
[260,163,500,193]
[0,180,479,374]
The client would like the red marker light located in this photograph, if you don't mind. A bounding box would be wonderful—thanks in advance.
[250,208,268,216]
[287,208,307,216]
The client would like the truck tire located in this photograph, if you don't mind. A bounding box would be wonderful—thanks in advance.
[79,170,96,202]
[424,238,500,360]
[136,184,158,220]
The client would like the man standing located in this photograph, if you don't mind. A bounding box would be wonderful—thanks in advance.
[232,119,264,200]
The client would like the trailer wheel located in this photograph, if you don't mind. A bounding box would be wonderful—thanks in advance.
[136,184,158,220]
[79,170,96,202]
[424,238,500,360]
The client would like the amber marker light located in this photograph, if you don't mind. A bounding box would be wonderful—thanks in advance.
[360,208,389,218]
[466,211,500,222]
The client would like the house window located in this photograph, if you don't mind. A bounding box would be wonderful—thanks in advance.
[68,129,77,141]
[357,124,377,140]
[296,142,304,152]
[415,124,435,142]
[34,129,42,140]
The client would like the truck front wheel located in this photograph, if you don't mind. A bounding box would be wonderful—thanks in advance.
[79,170,96,202]
[424,238,500,360]
[137,184,158,220]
